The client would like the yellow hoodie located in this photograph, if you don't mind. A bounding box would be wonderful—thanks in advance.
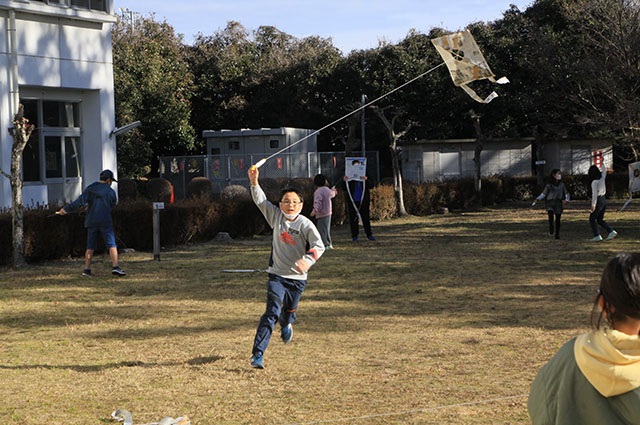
[574,329,640,397]
[529,331,640,425]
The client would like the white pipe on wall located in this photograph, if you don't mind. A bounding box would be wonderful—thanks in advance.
[8,9,19,117]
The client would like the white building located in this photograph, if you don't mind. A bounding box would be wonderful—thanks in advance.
[401,137,613,182]
[0,0,117,208]
[203,127,318,156]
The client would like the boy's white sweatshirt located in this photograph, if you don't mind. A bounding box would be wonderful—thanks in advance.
[251,184,324,280]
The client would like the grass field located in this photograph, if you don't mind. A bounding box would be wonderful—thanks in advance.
[1,199,638,424]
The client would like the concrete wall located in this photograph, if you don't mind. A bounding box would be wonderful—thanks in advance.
[0,1,115,207]
[402,138,614,183]
[541,139,613,176]
[402,139,532,182]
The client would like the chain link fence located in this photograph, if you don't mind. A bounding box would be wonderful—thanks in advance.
[159,151,379,200]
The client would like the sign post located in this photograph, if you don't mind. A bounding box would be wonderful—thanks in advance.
[153,202,164,261]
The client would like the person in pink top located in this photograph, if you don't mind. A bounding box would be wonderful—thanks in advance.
[310,174,337,249]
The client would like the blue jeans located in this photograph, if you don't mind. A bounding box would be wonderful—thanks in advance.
[86,225,116,250]
[252,274,306,356]
[590,196,613,237]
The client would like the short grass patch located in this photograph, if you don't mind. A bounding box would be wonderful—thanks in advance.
[1,200,637,424]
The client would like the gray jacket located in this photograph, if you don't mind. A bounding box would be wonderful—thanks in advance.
[251,184,324,280]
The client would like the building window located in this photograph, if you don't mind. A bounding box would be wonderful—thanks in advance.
[228,141,240,150]
[210,148,221,155]
[270,139,279,149]
[30,0,107,12]
[20,98,82,182]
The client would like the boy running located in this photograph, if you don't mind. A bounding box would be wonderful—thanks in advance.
[248,166,324,369]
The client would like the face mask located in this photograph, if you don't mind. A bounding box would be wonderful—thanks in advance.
[282,212,299,220]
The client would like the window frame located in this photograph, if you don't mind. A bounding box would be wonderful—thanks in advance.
[20,97,83,184]
[27,0,108,12]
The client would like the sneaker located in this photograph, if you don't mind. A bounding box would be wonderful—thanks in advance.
[250,354,264,369]
[367,235,376,241]
[590,235,603,242]
[606,230,618,241]
[82,268,92,277]
[112,266,126,276]
[281,323,293,344]
[548,231,554,237]
[352,237,358,242]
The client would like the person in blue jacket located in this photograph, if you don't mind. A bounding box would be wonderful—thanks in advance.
[58,169,126,277]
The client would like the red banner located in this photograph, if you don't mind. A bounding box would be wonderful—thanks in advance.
[594,150,603,167]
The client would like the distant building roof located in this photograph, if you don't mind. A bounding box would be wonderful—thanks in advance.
[202,127,314,138]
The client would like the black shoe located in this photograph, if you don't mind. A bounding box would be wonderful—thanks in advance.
[112,266,126,276]
[82,268,92,277]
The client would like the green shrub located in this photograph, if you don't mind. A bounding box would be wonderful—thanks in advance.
[187,177,214,200]
[148,178,173,202]
[118,178,138,201]
[221,185,250,201]
[370,185,397,220]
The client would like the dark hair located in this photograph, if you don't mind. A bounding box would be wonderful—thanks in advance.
[314,174,327,187]
[591,253,640,329]
[550,169,561,186]
[588,165,602,182]
[280,187,303,202]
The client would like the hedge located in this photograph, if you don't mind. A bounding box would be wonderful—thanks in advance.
[0,173,630,265]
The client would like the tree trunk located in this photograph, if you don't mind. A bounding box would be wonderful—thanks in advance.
[3,105,34,268]
[473,142,482,204]
[469,110,484,206]
[534,131,545,189]
[371,105,412,217]
[10,152,25,268]
[390,145,408,216]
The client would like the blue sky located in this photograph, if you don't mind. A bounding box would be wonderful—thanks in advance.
[113,1,533,54]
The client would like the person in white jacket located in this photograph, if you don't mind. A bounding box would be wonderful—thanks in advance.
[588,165,617,241]
[247,166,325,369]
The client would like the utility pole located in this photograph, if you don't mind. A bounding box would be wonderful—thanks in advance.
[118,8,139,30]
[361,94,366,156]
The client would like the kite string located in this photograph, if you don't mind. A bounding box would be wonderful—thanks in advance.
[284,393,528,425]
[260,59,454,164]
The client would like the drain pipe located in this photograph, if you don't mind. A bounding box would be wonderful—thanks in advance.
[8,9,19,117]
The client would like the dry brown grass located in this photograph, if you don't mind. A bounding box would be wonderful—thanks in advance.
[1,200,639,424]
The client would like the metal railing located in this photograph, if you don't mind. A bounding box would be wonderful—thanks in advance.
[159,151,380,199]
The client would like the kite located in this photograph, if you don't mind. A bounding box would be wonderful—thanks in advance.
[249,29,508,170]
[431,30,509,103]
[619,161,640,211]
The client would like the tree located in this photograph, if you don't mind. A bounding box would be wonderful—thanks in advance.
[188,22,342,142]
[564,0,640,161]
[468,110,487,205]
[371,106,411,216]
[112,15,196,177]
[0,105,35,268]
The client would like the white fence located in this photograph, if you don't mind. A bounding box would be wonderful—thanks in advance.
[159,151,379,199]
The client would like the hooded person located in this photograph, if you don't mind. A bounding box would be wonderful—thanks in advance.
[528,253,640,425]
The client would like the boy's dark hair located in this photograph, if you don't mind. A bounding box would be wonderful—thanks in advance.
[313,174,327,187]
[588,165,602,182]
[592,253,640,329]
[280,187,304,202]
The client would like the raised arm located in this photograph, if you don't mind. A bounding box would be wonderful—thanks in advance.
[248,167,280,227]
